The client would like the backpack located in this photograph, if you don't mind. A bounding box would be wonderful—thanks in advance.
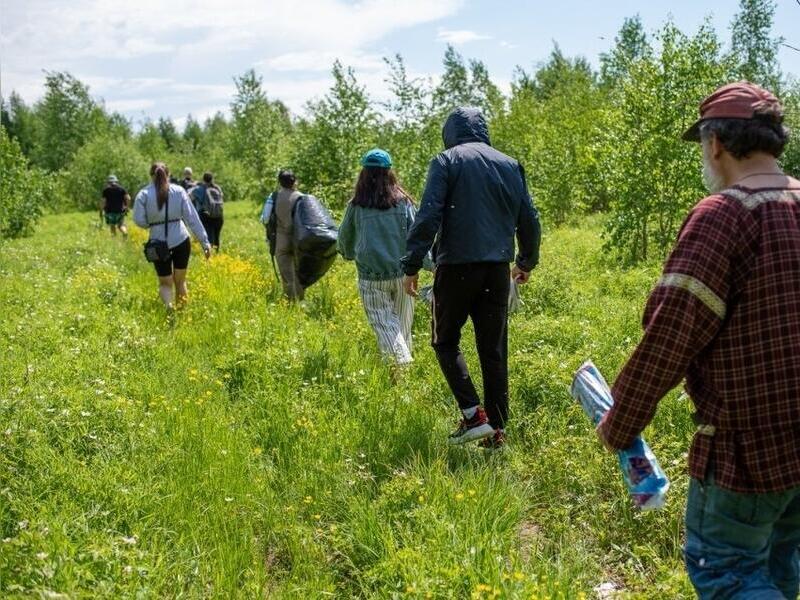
[204,186,224,219]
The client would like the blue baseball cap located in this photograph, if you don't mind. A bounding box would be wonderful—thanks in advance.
[360,148,392,169]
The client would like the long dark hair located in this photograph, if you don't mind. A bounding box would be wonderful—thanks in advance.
[150,162,170,209]
[352,167,411,209]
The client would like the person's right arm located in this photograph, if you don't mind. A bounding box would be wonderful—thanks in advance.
[597,196,743,450]
[337,202,356,260]
[400,155,448,276]
[406,202,434,272]
[514,164,541,279]
[133,190,148,228]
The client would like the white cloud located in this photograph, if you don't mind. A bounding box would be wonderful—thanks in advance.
[1,0,465,122]
[261,51,385,73]
[436,28,491,45]
[105,99,156,113]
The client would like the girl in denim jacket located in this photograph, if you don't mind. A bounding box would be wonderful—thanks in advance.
[338,149,428,366]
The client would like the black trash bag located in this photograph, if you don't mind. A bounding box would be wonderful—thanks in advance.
[293,194,338,288]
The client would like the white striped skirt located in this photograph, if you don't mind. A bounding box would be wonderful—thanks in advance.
[357,277,414,365]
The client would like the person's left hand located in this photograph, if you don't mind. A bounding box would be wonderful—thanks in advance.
[595,414,615,452]
[403,274,419,297]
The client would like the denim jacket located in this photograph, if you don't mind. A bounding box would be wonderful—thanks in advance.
[338,199,431,281]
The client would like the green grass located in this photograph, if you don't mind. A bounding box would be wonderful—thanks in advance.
[0,202,696,598]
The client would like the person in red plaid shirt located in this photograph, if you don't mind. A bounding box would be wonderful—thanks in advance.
[597,81,800,599]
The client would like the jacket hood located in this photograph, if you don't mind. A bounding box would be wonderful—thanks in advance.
[442,107,491,149]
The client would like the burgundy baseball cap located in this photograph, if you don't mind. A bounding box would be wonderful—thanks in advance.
[682,81,782,142]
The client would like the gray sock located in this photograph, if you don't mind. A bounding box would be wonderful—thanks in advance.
[462,406,478,419]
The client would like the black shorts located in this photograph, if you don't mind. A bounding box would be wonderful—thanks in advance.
[153,237,191,277]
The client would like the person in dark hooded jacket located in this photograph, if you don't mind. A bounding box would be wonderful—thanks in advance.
[401,106,541,449]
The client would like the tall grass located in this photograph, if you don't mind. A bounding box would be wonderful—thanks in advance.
[0,204,695,598]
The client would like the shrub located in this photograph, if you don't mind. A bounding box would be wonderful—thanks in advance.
[61,132,149,211]
[0,125,52,239]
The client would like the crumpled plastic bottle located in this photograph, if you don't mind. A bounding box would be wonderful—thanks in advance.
[571,361,670,510]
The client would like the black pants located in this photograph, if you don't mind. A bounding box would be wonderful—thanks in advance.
[201,215,223,248]
[432,262,509,430]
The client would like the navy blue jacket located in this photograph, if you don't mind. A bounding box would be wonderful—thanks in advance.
[401,107,541,275]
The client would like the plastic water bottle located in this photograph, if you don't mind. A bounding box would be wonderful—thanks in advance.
[571,361,670,510]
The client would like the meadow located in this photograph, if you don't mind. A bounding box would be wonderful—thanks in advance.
[0,201,699,598]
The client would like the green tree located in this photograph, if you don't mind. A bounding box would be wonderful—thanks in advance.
[729,0,782,91]
[603,21,731,263]
[380,54,441,200]
[62,131,149,211]
[433,45,472,112]
[230,68,292,193]
[137,120,168,161]
[157,117,180,151]
[292,61,379,205]
[516,44,595,101]
[600,16,650,87]
[183,115,204,151]
[1,92,37,157]
[203,112,230,145]
[433,45,504,118]
[31,72,105,171]
[468,59,505,120]
[782,80,800,177]
[494,51,607,224]
[0,125,53,239]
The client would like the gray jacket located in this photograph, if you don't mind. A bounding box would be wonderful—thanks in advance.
[401,107,541,275]
[133,183,210,249]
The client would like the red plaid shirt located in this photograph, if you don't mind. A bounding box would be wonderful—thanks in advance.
[600,185,800,492]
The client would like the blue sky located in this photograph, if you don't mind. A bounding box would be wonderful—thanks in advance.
[2,0,799,129]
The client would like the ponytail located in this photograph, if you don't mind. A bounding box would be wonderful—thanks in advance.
[150,162,170,209]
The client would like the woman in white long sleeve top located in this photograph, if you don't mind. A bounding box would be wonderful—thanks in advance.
[134,162,211,308]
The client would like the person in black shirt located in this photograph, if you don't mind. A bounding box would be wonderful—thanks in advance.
[100,175,131,238]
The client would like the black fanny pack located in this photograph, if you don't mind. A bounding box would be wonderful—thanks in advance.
[143,197,171,263]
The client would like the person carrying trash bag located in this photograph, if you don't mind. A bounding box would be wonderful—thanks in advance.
[338,148,431,367]
[595,82,800,600]
[264,170,338,301]
[400,107,541,450]
[265,170,305,300]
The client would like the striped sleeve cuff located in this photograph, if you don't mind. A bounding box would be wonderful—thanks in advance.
[658,273,726,319]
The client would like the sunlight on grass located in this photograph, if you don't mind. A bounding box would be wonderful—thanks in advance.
[0,203,695,598]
